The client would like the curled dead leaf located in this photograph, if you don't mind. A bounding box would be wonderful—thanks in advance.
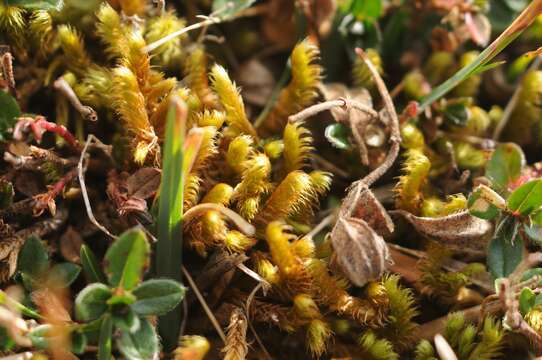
[330,217,391,287]
[338,183,394,237]
[59,226,83,264]
[127,167,161,199]
[392,210,492,252]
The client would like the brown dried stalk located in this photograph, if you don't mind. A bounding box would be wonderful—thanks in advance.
[222,307,249,360]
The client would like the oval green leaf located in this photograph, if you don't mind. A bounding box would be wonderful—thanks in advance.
[132,279,186,316]
[105,228,150,290]
[486,143,525,195]
[487,217,524,279]
[75,283,112,322]
[0,91,20,142]
[507,179,542,216]
[117,317,159,360]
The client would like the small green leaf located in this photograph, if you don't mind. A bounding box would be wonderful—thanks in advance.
[520,287,536,315]
[443,102,470,127]
[212,0,256,20]
[112,306,140,333]
[75,283,112,322]
[28,324,52,350]
[486,143,525,195]
[71,331,87,355]
[98,314,113,360]
[523,224,542,244]
[507,179,542,216]
[325,123,352,150]
[49,263,81,287]
[80,244,107,283]
[467,188,500,220]
[17,236,49,280]
[132,279,186,316]
[521,268,542,286]
[0,91,20,142]
[105,228,150,290]
[5,0,63,11]
[487,217,524,279]
[117,317,159,360]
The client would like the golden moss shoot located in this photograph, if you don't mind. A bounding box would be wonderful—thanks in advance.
[112,66,157,164]
[233,153,272,220]
[227,135,254,174]
[306,319,332,358]
[395,149,431,214]
[210,64,258,138]
[259,40,322,134]
[283,122,313,173]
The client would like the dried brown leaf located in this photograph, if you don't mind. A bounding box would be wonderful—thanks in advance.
[59,226,83,264]
[126,167,161,199]
[392,210,492,252]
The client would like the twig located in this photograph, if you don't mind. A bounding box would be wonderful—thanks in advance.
[244,282,274,360]
[144,17,218,53]
[354,48,401,188]
[303,213,335,240]
[33,168,78,216]
[288,98,378,123]
[182,265,226,343]
[78,135,117,239]
[493,56,542,140]
[312,154,349,178]
[183,203,255,236]
[53,77,97,122]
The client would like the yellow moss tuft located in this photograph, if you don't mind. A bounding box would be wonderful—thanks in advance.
[307,259,383,326]
[0,5,25,50]
[265,222,311,294]
[183,175,201,210]
[185,47,217,108]
[75,66,113,108]
[256,171,318,226]
[112,66,157,164]
[145,10,185,68]
[227,135,254,174]
[202,183,234,205]
[195,109,226,128]
[210,64,257,138]
[233,153,272,220]
[28,10,53,56]
[420,194,467,217]
[283,122,313,173]
[258,40,322,134]
[395,149,431,214]
[306,319,333,357]
[96,3,127,59]
[57,25,92,75]
[224,230,256,253]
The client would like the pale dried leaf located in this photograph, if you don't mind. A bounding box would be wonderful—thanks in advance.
[235,60,275,107]
[392,210,492,252]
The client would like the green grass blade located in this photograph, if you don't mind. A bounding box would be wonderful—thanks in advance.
[156,97,186,351]
[419,0,542,111]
